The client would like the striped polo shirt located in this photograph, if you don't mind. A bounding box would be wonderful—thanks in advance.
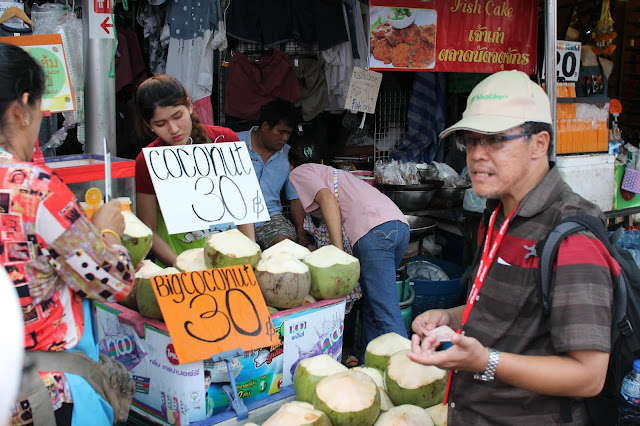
[448,165,618,425]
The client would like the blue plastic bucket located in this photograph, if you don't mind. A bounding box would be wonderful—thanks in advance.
[408,256,467,321]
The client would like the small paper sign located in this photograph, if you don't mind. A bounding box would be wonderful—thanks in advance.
[344,67,383,114]
[143,141,270,235]
[150,265,280,365]
[0,34,75,113]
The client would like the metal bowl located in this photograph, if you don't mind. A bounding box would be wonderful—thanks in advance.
[384,190,437,211]
[405,215,438,242]
[430,186,469,209]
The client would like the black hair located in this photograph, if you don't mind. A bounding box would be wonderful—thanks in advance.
[521,121,554,157]
[288,134,321,167]
[259,99,301,129]
[204,369,211,379]
[0,43,45,136]
[135,74,208,145]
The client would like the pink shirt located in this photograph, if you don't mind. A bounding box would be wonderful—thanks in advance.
[289,163,407,246]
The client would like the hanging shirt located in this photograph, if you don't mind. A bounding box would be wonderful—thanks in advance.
[165,0,221,101]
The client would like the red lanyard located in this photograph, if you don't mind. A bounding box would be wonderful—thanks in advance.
[443,201,518,404]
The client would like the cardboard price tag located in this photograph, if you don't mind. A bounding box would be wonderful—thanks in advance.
[344,67,383,114]
[150,264,279,364]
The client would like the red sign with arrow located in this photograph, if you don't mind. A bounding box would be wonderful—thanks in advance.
[100,17,113,35]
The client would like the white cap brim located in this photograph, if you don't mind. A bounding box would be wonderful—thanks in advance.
[440,115,527,139]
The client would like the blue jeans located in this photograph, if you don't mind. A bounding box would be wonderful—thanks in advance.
[353,220,410,349]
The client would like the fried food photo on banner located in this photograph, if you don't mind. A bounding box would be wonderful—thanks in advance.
[370,9,437,69]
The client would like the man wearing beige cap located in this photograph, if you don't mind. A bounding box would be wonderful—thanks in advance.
[410,70,617,424]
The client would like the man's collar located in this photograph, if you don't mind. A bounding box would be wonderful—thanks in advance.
[247,126,259,151]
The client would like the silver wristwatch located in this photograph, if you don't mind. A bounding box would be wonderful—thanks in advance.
[474,348,500,381]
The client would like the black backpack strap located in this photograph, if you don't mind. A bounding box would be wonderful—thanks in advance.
[538,215,640,352]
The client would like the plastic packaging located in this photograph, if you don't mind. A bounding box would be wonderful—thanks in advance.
[374,160,420,185]
[407,260,450,282]
[619,360,640,425]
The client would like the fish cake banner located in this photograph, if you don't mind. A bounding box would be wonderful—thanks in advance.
[369,0,538,74]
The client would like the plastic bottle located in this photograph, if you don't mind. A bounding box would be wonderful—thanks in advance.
[619,360,640,425]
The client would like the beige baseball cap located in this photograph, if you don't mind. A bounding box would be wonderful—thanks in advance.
[440,70,552,139]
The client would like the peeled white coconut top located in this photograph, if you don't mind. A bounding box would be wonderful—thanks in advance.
[175,248,206,271]
[298,354,347,376]
[304,244,358,268]
[207,229,260,257]
[316,370,378,412]
[144,266,179,279]
[135,260,163,278]
[263,402,326,426]
[352,366,384,388]
[122,210,152,237]
[261,239,311,260]
[256,257,309,274]
[374,405,434,426]
[387,350,447,389]
[367,332,412,357]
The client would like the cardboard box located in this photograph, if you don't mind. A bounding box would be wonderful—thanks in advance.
[614,164,640,210]
[96,299,345,425]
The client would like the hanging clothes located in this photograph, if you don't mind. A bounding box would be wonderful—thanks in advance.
[165,0,221,102]
[224,50,302,121]
[293,57,329,122]
[137,1,169,75]
[321,0,368,111]
[390,72,447,164]
[226,0,292,46]
[115,28,147,93]
[290,0,349,50]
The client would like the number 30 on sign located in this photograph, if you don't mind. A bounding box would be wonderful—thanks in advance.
[150,264,279,364]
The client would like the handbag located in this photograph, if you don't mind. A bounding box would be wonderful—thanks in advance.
[20,350,135,424]
[303,168,362,310]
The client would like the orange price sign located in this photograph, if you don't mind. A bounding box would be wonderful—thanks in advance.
[150,264,279,364]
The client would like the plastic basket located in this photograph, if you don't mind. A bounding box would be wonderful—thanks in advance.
[621,168,640,194]
[408,256,467,320]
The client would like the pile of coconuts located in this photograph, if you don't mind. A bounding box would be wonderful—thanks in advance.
[257,332,448,426]
[120,229,361,320]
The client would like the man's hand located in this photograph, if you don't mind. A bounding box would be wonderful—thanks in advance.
[407,333,490,374]
[412,309,452,338]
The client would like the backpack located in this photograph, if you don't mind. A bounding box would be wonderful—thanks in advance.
[537,215,640,424]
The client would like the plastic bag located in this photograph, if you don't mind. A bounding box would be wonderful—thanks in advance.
[407,260,450,281]
[374,160,420,185]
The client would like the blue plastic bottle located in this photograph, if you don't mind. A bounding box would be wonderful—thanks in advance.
[619,360,640,425]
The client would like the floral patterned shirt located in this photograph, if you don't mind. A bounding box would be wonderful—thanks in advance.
[0,151,134,425]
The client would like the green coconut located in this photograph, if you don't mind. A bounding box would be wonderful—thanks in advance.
[384,350,447,408]
[267,306,279,314]
[204,229,261,269]
[174,247,207,272]
[121,210,153,268]
[293,354,348,403]
[262,401,331,426]
[119,259,163,311]
[136,267,179,320]
[374,404,435,426]
[425,403,448,426]
[255,257,311,309]
[261,239,311,260]
[303,245,360,299]
[365,332,412,371]
[313,370,380,426]
[352,366,394,412]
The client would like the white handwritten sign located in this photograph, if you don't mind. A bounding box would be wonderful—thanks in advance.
[143,142,270,235]
[344,67,383,114]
